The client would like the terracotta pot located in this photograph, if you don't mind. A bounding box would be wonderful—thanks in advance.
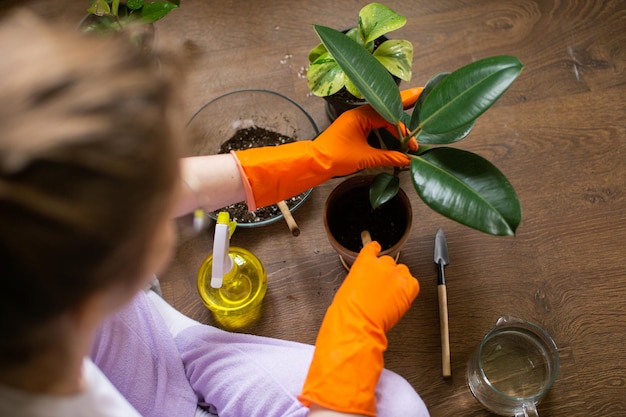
[323,175,412,267]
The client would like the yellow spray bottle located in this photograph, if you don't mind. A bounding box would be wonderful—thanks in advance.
[197,212,267,328]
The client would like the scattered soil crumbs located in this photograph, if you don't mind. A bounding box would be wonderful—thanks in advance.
[212,126,308,224]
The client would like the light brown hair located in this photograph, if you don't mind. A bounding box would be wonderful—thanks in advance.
[0,12,181,365]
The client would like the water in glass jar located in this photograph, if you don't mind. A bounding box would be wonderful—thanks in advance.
[480,328,552,398]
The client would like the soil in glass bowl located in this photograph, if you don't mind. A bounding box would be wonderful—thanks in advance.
[212,126,308,224]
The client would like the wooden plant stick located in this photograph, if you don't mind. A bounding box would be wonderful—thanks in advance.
[438,284,452,378]
[277,200,300,236]
[361,230,372,245]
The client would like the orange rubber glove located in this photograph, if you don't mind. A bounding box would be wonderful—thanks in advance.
[232,87,423,210]
[298,241,420,417]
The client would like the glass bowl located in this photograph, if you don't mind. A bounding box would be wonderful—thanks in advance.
[185,89,319,227]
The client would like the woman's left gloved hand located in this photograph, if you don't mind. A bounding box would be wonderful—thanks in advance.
[231,87,423,210]
[298,241,420,416]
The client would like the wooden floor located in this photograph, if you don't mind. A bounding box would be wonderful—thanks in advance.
[6,1,625,416]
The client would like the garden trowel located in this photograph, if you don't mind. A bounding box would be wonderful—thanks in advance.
[434,227,451,378]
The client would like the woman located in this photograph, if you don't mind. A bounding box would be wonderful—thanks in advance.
[0,11,429,417]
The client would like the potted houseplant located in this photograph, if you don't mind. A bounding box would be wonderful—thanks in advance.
[324,174,413,266]
[81,0,179,52]
[307,2,413,120]
[309,3,523,261]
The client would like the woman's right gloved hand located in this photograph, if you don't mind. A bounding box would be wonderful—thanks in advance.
[231,87,424,210]
[299,241,420,417]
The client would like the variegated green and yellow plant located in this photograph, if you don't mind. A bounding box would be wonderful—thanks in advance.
[307,2,413,99]
[310,4,524,236]
[83,0,179,34]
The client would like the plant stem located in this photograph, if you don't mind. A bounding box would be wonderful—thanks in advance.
[395,124,406,150]
[398,124,423,152]
[408,126,421,141]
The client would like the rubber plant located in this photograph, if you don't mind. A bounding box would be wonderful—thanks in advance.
[307,2,413,100]
[312,23,524,236]
[83,0,179,34]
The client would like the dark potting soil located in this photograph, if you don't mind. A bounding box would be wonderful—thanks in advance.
[212,126,308,224]
[330,87,365,104]
[327,183,408,252]
[218,126,295,152]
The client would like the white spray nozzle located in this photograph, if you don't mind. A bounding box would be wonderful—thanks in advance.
[211,212,236,288]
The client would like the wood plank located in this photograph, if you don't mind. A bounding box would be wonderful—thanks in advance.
[5,0,625,415]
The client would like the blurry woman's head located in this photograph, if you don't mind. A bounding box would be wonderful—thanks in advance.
[0,12,182,366]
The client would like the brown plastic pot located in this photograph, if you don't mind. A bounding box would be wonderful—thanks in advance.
[323,175,412,267]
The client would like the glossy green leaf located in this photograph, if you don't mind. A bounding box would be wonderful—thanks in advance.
[126,0,143,11]
[418,121,475,144]
[410,147,521,235]
[306,52,346,97]
[344,77,363,99]
[87,0,111,16]
[410,71,474,143]
[409,72,449,130]
[314,25,402,124]
[370,172,400,208]
[140,1,178,23]
[344,27,362,45]
[111,0,121,15]
[373,40,413,81]
[359,2,407,44]
[308,43,327,63]
[419,56,523,134]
